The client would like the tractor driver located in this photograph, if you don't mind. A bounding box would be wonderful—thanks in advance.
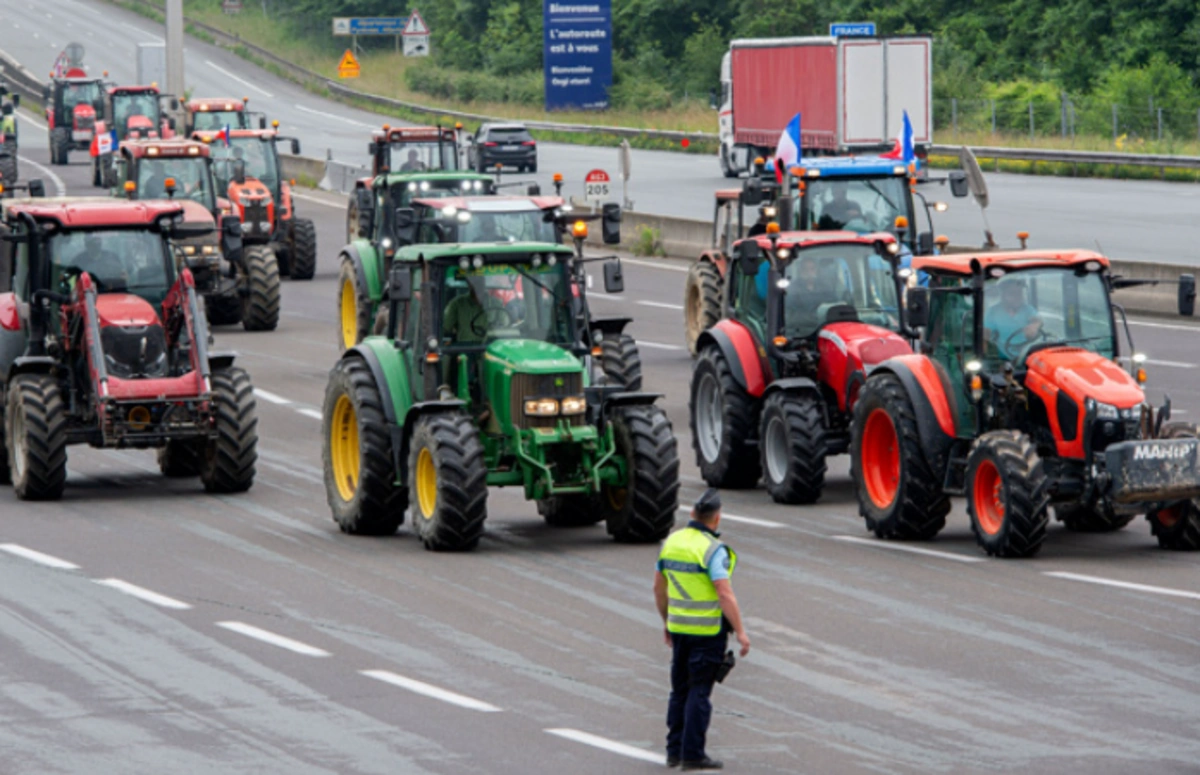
[141,160,171,199]
[65,234,126,290]
[443,273,509,346]
[400,149,427,172]
[817,181,863,230]
[985,277,1042,359]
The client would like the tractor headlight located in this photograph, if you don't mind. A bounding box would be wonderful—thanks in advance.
[258,221,271,232]
[182,245,197,255]
[201,245,216,255]
[240,221,252,233]
[524,398,559,416]
[559,396,586,416]
[1093,401,1120,420]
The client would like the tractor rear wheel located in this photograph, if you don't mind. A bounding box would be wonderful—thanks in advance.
[50,128,69,165]
[600,333,643,391]
[408,412,488,551]
[322,357,407,535]
[1146,422,1200,550]
[0,154,18,186]
[684,261,722,356]
[289,218,317,280]
[205,293,243,326]
[337,255,372,350]
[760,391,826,504]
[597,404,680,543]
[538,495,604,527]
[965,430,1049,558]
[200,367,257,493]
[241,246,281,331]
[690,346,760,488]
[158,440,204,477]
[1055,502,1135,532]
[850,374,949,540]
[6,374,68,500]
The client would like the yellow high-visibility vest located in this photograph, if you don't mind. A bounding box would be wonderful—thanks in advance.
[658,527,737,636]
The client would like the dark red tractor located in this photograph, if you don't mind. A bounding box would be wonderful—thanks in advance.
[44,68,107,166]
[689,229,914,503]
[0,197,258,499]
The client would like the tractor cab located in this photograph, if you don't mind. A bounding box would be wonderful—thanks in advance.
[403,195,566,247]
[349,170,498,242]
[183,97,265,134]
[368,125,462,177]
[103,85,171,141]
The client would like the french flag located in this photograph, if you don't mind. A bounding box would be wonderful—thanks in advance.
[91,129,117,157]
[774,113,801,183]
[881,110,915,162]
[213,124,231,147]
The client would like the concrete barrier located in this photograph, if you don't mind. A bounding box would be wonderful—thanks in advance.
[279,154,327,187]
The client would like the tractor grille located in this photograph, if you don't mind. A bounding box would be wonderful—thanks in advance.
[510,371,585,430]
[101,325,168,379]
[243,201,269,236]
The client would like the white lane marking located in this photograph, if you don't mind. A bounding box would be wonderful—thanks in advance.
[360,670,502,712]
[216,621,331,656]
[121,21,162,41]
[291,191,346,209]
[588,293,626,301]
[1129,320,1200,333]
[18,155,66,197]
[677,507,785,529]
[637,300,684,311]
[1132,358,1195,369]
[296,408,324,420]
[295,104,376,129]
[620,257,690,274]
[1045,571,1200,601]
[0,543,80,570]
[17,108,48,133]
[206,60,273,98]
[831,535,985,563]
[545,728,664,764]
[253,388,292,405]
[94,578,191,610]
[636,340,684,351]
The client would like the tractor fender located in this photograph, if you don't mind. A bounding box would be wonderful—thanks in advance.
[698,249,728,278]
[208,352,236,371]
[763,376,821,400]
[590,316,631,337]
[4,355,57,391]
[341,241,383,305]
[600,391,662,410]
[695,319,767,398]
[872,355,956,470]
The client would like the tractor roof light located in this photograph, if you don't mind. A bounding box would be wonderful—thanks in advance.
[765,222,780,235]
[887,241,900,254]
[472,255,484,268]
[164,177,176,190]
[124,181,136,192]
[776,247,791,260]
[572,221,588,239]
[892,165,906,175]
[775,278,790,290]
[894,215,909,230]
[243,96,250,103]
[762,206,777,217]
[773,336,788,347]
[553,173,563,183]
[457,211,471,223]
[1085,260,1102,272]
[272,120,279,128]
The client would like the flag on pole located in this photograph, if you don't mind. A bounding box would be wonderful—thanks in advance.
[91,130,117,157]
[881,110,915,163]
[774,113,802,183]
[213,124,231,147]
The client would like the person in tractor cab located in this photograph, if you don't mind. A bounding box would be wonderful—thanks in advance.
[816,181,863,230]
[63,234,127,291]
[443,273,509,345]
[747,206,772,238]
[399,149,427,172]
[985,277,1042,359]
[140,160,171,199]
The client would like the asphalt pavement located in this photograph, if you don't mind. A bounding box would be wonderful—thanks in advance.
[2,10,1200,775]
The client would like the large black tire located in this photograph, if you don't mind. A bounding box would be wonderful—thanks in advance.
[1055,502,1135,533]
[322,357,407,535]
[157,440,204,478]
[345,200,359,243]
[408,412,488,551]
[205,293,243,326]
[289,218,317,280]
[850,374,949,540]
[599,404,680,543]
[600,333,643,391]
[200,367,257,493]
[1146,422,1200,550]
[965,430,1050,558]
[337,254,372,350]
[759,391,826,504]
[684,261,723,356]
[689,346,760,488]
[241,246,281,332]
[0,154,17,186]
[50,128,69,166]
[538,494,604,527]
[5,374,68,501]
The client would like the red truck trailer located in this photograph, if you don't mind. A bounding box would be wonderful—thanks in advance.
[717,36,932,177]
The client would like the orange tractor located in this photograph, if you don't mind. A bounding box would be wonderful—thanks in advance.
[851,249,1200,556]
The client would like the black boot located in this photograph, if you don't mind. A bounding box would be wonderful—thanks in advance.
[681,758,723,771]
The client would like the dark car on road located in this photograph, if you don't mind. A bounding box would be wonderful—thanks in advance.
[469,123,537,173]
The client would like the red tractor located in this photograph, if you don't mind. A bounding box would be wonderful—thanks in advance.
[193,126,316,284]
[851,250,1200,556]
[90,84,177,186]
[44,68,107,166]
[0,197,258,498]
[182,96,266,134]
[689,229,913,503]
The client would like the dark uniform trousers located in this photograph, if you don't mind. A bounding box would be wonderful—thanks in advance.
[666,629,728,762]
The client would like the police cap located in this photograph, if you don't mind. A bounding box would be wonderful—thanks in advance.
[694,488,722,517]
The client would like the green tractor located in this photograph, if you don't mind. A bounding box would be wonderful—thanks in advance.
[321,240,680,551]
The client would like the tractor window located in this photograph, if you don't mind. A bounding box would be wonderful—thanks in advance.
[926,281,977,432]
[983,268,1115,363]
[389,141,459,173]
[210,137,278,195]
[192,110,243,131]
[780,244,900,339]
[61,81,103,113]
[458,210,556,244]
[112,94,160,137]
[438,259,573,350]
[802,177,910,236]
[0,225,12,292]
[730,256,767,336]
[400,265,424,343]
[138,157,215,209]
[11,238,29,300]
[49,229,172,305]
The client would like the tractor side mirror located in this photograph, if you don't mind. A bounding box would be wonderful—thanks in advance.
[394,207,415,230]
[390,263,412,302]
[526,183,541,196]
[948,170,969,198]
[290,138,301,155]
[219,214,243,264]
[741,177,764,206]
[1179,274,1196,317]
[917,231,934,256]
[221,214,242,236]
[42,86,50,102]
[907,286,930,329]
[10,94,18,109]
[734,239,760,276]
[232,159,246,185]
[167,116,176,131]
[601,202,621,245]
[603,259,624,294]
[28,179,45,198]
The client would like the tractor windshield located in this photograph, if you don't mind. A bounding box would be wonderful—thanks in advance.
[438,259,573,350]
[112,93,160,137]
[191,110,244,131]
[389,140,459,173]
[777,244,900,339]
[800,176,911,237]
[61,81,104,113]
[210,136,278,196]
[457,209,557,244]
[137,157,215,210]
[982,267,1115,363]
[49,228,172,305]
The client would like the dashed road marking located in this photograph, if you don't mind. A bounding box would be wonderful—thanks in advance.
[545,728,664,764]
[677,507,785,529]
[296,407,324,420]
[637,340,684,351]
[1044,571,1200,601]
[621,256,690,273]
[253,388,292,405]
[360,670,503,712]
[637,300,684,311]
[0,543,80,570]
[831,535,985,563]
[216,621,331,656]
[295,104,376,129]
[94,578,191,610]
[120,21,162,41]
[206,60,273,97]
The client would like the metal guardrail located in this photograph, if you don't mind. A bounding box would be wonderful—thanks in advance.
[0,47,46,104]
[929,144,1200,171]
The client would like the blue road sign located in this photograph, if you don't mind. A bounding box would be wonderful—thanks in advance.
[350,17,406,35]
[829,22,876,36]
[543,0,613,111]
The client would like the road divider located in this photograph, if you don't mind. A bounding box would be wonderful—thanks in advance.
[359,669,503,712]
[94,578,192,609]
[216,621,332,657]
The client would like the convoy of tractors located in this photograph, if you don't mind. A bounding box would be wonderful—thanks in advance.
[1,44,1198,561]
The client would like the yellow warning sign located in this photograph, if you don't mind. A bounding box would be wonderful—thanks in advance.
[337,49,360,79]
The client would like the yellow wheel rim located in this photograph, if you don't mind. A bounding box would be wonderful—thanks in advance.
[330,395,360,502]
[606,484,627,512]
[340,279,358,349]
[416,447,438,518]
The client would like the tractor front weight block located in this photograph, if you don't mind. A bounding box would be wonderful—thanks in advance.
[1105,438,1200,504]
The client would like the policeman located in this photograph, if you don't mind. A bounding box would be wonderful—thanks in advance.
[655,488,750,771]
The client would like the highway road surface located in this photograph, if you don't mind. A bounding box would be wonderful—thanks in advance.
[2,16,1200,775]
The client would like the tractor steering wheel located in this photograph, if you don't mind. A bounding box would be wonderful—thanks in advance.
[470,305,513,338]
[1004,321,1047,355]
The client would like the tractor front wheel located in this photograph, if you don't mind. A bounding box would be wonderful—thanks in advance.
[600,333,643,391]
[0,154,17,186]
[600,404,680,543]
[337,255,372,350]
[850,374,949,540]
[5,374,68,500]
[408,412,488,551]
[200,367,257,493]
[1146,422,1200,550]
[50,128,69,165]
[289,218,317,280]
[158,440,204,477]
[689,346,760,488]
[760,391,826,504]
[684,261,722,356]
[322,357,407,535]
[241,246,281,331]
[965,430,1049,558]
